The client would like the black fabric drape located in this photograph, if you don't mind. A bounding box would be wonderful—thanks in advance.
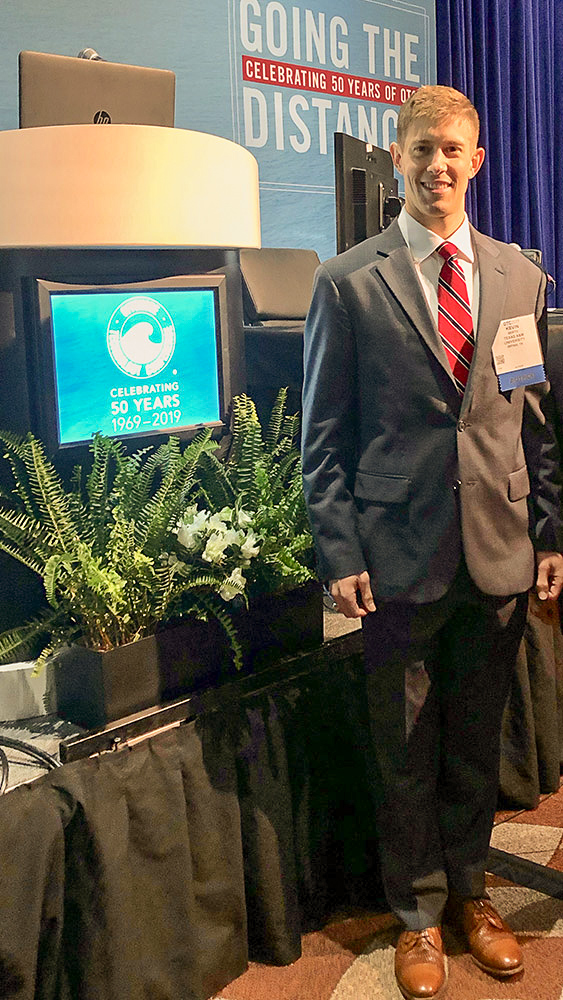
[436,0,563,306]
[0,783,66,999]
[0,653,384,1000]
[500,605,563,808]
[1,727,248,1000]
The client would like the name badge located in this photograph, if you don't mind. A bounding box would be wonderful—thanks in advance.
[492,313,546,391]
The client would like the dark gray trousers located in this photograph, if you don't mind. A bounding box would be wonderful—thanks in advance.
[362,562,528,930]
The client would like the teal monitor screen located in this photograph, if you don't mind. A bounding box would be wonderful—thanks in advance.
[36,275,230,448]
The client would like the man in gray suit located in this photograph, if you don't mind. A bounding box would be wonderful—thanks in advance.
[302,86,563,999]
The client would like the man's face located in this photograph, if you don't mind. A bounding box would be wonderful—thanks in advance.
[390,116,485,235]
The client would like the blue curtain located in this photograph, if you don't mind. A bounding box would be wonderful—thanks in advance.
[436,0,563,306]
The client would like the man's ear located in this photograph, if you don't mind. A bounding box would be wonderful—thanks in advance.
[469,146,485,178]
[390,141,403,173]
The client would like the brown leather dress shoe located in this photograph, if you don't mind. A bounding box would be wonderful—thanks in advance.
[458,898,523,976]
[394,926,447,999]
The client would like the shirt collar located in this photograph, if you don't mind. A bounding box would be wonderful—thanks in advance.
[398,207,475,265]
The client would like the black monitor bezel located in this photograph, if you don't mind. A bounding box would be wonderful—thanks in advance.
[32,273,232,452]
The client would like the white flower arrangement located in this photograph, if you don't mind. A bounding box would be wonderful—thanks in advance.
[174,506,262,602]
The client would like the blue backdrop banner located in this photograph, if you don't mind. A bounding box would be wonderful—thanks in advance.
[230,0,436,258]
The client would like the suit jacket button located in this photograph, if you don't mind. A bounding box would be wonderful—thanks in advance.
[453,480,461,492]
[458,419,467,431]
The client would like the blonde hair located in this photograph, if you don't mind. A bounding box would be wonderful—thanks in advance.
[396,85,480,148]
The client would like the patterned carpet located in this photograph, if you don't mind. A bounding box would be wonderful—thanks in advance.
[212,782,563,1000]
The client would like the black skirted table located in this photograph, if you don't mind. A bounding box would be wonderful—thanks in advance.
[1,607,562,1000]
[0,628,387,1000]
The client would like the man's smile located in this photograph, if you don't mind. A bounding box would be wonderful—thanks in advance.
[421,180,453,191]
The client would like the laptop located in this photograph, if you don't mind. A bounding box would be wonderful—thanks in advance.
[19,50,175,128]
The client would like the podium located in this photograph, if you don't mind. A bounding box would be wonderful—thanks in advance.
[0,124,261,631]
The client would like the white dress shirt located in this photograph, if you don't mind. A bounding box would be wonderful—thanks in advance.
[397,207,480,335]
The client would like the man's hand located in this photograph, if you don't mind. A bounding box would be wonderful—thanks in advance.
[535,551,563,601]
[330,571,376,618]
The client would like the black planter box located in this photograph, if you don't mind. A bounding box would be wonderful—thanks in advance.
[54,581,323,730]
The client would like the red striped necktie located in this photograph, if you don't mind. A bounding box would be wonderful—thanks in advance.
[437,241,475,394]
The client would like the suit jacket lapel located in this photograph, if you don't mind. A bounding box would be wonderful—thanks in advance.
[472,227,508,345]
[463,228,508,413]
[368,222,460,396]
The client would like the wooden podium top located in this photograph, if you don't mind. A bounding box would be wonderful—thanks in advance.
[0,125,261,250]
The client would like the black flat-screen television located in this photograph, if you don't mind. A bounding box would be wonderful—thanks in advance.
[29,273,233,452]
[334,132,402,254]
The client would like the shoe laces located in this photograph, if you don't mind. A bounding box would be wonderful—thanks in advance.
[470,899,505,930]
[401,928,442,954]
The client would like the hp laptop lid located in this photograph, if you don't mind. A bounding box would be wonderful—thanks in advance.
[19,50,175,128]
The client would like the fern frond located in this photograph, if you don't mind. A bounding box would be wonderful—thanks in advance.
[76,543,127,607]
[262,450,300,502]
[0,428,28,457]
[281,412,300,442]
[265,387,288,452]
[196,450,237,509]
[43,552,76,606]
[124,442,175,513]
[110,451,151,520]
[85,433,126,551]
[32,625,84,674]
[181,428,218,471]
[193,594,244,671]
[21,435,80,549]
[152,563,231,620]
[261,548,314,583]
[136,460,196,551]
[0,610,60,665]
[229,394,261,469]
[284,483,309,524]
[0,538,47,577]
[230,420,262,506]
[0,505,56,552]
[116,434,214,552]
[151,562,185,619]
[286,532,315,555]
[32,643,58,675]
[0,430,38,519]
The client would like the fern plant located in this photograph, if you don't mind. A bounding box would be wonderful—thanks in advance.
[0,390,317,672]
[0,428,225,668]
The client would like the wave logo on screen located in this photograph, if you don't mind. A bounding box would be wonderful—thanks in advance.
[107,296,176,378]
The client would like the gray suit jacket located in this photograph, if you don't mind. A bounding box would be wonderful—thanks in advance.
[301,220,562,602]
